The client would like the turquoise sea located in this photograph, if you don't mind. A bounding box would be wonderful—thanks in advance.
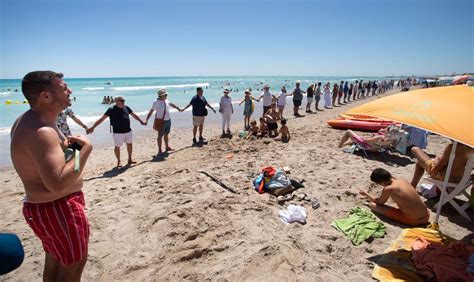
[0,76,389,167]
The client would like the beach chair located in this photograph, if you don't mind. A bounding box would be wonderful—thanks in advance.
[424,155,474,221]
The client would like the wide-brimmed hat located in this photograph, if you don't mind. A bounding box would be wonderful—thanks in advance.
[245,89,251,93]
[263,85,270,89]
[157,89,168,97]
[223,88,230,93]
[295,80,301,84]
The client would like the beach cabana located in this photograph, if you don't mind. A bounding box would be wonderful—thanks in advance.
[345,85,474,228]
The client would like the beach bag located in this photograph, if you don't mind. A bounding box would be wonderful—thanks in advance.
[153,102,166,132]
[266,169,293,196]
[253,166,292,195]
[253,166,277,194]
[153,119,164,132]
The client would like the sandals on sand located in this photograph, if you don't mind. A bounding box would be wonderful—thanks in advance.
[277,193,293,204]
[296,192,320,209]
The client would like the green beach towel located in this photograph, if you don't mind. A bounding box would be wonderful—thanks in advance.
[331,207,386,246]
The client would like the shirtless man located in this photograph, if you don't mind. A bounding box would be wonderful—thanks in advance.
[11,71,93,281]
[360,168,429,226]
[410,142,473,188]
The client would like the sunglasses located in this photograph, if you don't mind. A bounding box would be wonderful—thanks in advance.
[117,99,125,102]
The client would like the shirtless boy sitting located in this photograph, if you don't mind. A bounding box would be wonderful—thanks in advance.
[246,119,259,140]
[258,117,268,137]
[264,102,280,137]
[274,118,290,143]
[410,142,473,188]
[359,168,429,226]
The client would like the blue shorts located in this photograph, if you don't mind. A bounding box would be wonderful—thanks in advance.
[159,120,171,135]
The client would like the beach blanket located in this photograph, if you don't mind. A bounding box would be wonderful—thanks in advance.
[412,237,474,281]
[372,228,452,282]
[331,207,386,246]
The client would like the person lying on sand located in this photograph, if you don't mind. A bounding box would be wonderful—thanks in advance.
[338,129,394,149]
[359,168,429,226]
[410,142,473,188]
[274,118,290,142]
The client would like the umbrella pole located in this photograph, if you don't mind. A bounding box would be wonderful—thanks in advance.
[432,141,458,229]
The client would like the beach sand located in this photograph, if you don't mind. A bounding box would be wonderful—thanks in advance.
[1,88,472,280]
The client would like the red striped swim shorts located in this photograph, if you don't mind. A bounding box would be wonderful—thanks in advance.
[22,191,89,266]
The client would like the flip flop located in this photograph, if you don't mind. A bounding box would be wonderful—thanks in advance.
[311,197,320,209]
[277,194,293,204]
[296,193,307,201]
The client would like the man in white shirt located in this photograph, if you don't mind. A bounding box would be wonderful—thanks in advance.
[258,85,277,117]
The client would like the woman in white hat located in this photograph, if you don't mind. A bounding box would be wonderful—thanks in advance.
[219,88,234,137]
[145,89,180,155]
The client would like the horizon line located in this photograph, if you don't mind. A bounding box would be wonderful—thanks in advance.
[1,72,472,80]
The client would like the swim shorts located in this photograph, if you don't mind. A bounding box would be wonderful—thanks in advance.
[293,99,302,107]
[22,191,89,266]
[381,205,429,226]
[267,122,278,131]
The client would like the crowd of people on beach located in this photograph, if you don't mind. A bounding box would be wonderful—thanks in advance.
[60,78,405,166]
[5,70,473,280]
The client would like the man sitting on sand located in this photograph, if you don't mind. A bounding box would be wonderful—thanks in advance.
[11,71,93,280]
[87,96,146,167]
[410,142,473,188]
[359,168,429,226]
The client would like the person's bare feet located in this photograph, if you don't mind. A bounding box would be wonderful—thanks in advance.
[128,159,137,165]
[116,160,121,168]
[165,146,174,151]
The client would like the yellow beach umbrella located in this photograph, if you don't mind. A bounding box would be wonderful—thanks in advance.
[346,85,474,228]
[346,85,473,147]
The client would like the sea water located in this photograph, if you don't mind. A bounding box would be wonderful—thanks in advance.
[0,76,387,167]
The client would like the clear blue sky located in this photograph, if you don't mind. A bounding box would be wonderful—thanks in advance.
[1,0,472,78]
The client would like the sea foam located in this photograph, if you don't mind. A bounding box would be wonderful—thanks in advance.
[82,87,105,91]
[111,83,210,91]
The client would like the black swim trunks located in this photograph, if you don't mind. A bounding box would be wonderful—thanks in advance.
[267,122,278,131]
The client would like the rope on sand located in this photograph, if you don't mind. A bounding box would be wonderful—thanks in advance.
[198,170,237,194]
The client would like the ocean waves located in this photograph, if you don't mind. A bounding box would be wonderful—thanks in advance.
[110,83,210,91]
[82,87,105,91]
